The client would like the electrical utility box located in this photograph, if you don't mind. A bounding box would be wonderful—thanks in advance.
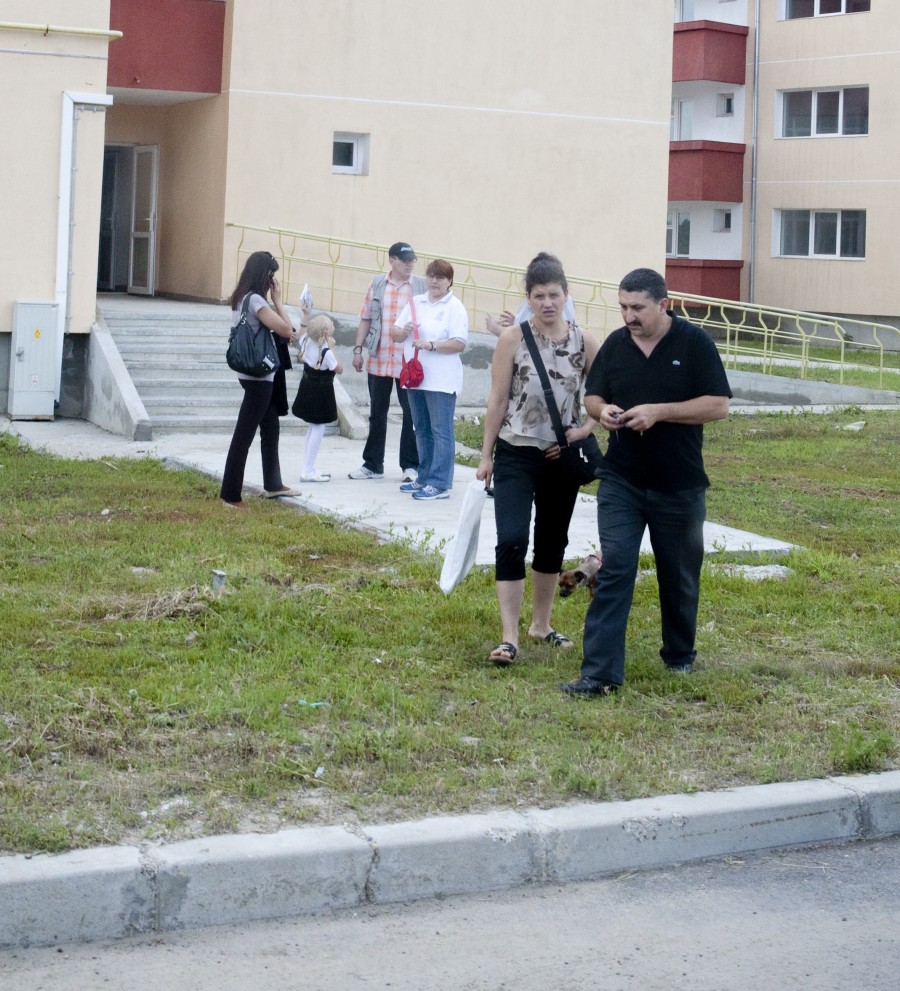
[8,301,59,419]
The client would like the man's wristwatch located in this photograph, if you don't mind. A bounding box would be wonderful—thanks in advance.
[352,346,363,354]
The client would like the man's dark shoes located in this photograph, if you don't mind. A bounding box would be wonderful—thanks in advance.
[560,677,618,698]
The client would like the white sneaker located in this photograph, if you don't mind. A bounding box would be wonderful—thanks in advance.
[301,471,331,482]
[401,468,418,483]
[348,466,384,479]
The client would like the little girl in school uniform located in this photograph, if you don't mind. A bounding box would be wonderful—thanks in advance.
[291,314,342,482]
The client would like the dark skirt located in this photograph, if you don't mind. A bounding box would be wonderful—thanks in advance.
[292,364,337,424]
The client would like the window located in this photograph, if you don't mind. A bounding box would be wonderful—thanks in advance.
[332,132,370,175]
[717,92,735,117]
[713,209,733,233]
[785,0,869,17]
[674,0,694,22]
[778,209,866,257]
[670,99,693,140]
[666,210,691,256]
[781,87,868,137]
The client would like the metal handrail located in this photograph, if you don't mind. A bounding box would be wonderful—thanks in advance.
[227,224,899,389]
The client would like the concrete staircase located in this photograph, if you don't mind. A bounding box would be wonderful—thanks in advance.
[98,297,332,434]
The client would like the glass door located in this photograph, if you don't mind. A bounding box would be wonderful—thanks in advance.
[127,145,158,295]
[97,149,118,291]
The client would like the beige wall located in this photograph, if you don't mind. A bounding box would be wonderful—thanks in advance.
[4,0,675,351]
[747,0,900,316]
[0,2,111,336]
[105,96,229,299]
[216,0,673,298]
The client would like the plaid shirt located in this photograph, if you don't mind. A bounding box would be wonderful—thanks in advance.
[360,274,417,378]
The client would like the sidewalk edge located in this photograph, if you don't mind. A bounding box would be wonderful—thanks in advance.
[2,771,898,948]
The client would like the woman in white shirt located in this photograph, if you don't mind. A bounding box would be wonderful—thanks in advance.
[392,259,468,501]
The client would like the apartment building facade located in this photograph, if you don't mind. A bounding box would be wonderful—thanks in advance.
[0,0,676,417]
[668,0,899,326]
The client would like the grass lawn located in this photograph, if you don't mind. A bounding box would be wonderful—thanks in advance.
[1,408,898,854]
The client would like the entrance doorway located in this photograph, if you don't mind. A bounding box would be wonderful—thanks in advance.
[97,144,159,295]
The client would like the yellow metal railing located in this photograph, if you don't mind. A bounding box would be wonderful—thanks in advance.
[227,224,899,390]
[664,293,899,390]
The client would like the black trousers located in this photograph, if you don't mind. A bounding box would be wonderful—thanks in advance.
[361,374,419,475]
[581,471,706,685]
[492,439,581,582]
[220,378,283,502]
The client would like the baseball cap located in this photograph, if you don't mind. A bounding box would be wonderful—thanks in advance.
[388,242,417,261]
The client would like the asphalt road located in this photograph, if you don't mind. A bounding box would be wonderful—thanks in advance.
[2,837,898,991]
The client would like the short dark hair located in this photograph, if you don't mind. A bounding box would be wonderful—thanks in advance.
[426,258,454,284]
[524,252,567,295]
[619,268,668,302]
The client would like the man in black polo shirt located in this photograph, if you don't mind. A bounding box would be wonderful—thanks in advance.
[562,268,732,697]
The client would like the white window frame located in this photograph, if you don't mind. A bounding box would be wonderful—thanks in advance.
[332,132,370,175]
[674,0,694,23]
[670,99,694,141]
[775,209,866,259]
[666,209,692,257]
[778,87,868,138]
[781,0,870,19]
[713,208,733,233]
[716,92,735,118]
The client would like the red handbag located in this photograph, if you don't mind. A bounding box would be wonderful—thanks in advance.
[399,296,425,388]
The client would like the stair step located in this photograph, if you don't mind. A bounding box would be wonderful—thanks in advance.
[131,377,239,391]
[117,342,232,355]
[149,414,337,433]
[102,304,350,436]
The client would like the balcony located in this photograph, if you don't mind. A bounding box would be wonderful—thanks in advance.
[669,141,746,202]
[673,21,748,84]
[107,0,225,101]
[665,259,743,301]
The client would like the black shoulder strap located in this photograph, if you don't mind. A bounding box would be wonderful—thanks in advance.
[519,321,568,448]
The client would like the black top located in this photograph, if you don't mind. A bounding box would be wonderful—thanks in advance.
[584,313,732,491]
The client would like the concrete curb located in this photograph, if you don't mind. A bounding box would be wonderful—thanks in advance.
[3,771,898,948]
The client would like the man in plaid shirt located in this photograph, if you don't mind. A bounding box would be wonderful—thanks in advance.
[349,242,427,480]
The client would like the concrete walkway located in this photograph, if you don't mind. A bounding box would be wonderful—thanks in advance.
[1,415,796,562]
[2,414,897,950]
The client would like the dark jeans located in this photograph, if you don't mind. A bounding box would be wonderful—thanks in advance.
[220,378,283,502]
[361,374,419,475]
[581,471,706,686]
[493,439,582,582]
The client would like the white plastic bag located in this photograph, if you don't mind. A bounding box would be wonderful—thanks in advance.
[439,480,488,595]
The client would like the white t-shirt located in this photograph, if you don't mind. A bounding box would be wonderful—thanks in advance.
[233,293,277,382]
[394,290,468,395]
[301,338,338,372]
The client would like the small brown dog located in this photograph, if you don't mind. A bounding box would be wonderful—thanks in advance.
[558,553,601,599]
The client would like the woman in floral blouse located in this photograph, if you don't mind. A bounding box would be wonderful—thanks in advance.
[476,253,599,666]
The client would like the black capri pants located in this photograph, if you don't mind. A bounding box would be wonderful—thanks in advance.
[492,438,582,582]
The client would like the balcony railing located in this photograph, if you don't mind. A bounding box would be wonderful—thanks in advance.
[228,224,899,391]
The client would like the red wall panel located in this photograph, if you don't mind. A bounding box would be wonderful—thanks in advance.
[673,21,748,85]
[108,0,225,95]
[669,141,746,202]
[666,259,743,301]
